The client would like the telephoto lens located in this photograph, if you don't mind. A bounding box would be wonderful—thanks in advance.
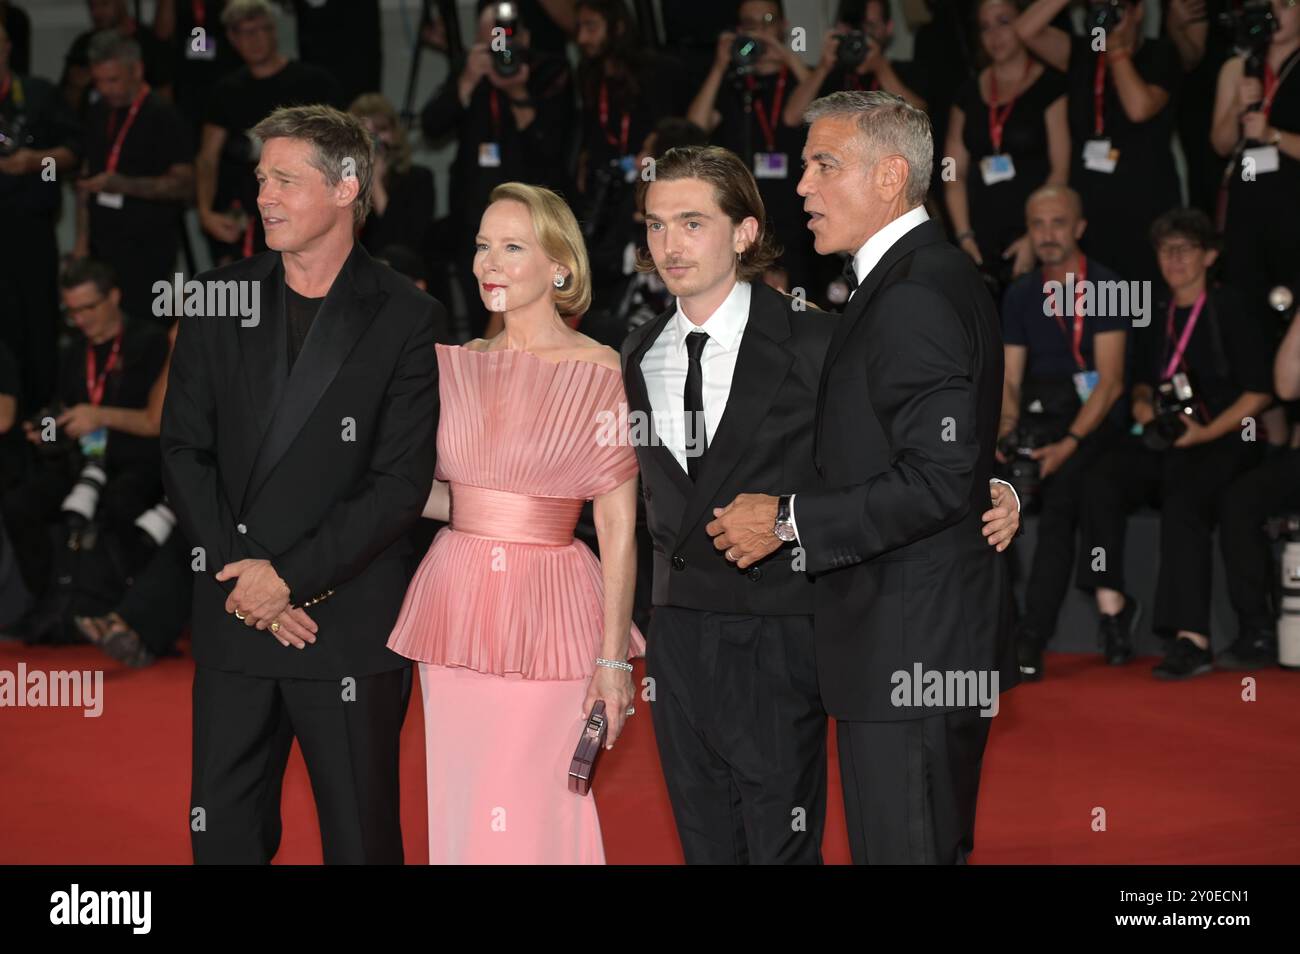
[61,463,108,531]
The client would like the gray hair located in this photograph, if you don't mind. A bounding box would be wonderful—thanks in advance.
[251,104,374,226]
[802,90,932,207]
[87,30,141,67]
[222,0,276,28]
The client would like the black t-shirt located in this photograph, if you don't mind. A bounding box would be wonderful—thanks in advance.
[291,0,381,106]
[578,52,687,187]
[56,314,169,472]
[83,90,191,243]
[285,285,323,373]
[1134,285,1274,419]
[359,165,436,260]
[712,66,806,226]
[1002,257,1131,378]
[63,22,174,108]
[205,60,342,217]
[0,73,83,216]
[166,0,243,133]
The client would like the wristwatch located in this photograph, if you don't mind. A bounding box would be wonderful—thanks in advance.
[774,495,797,542]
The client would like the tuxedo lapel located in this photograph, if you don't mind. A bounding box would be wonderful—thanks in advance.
[239,244,387,512]
[674,284,791,548]
[813,219,945,470]
[624,306,694,500]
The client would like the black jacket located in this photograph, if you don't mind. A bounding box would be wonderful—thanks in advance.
[796,219,1018,721]
[160,244,442,679]
[620,281,833,615]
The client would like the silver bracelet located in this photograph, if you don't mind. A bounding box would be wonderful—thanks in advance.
[596,657,632,672]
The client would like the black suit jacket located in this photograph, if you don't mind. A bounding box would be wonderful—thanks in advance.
[796,218,1018,721]
[621,281,834,615]
[160,244,441,679]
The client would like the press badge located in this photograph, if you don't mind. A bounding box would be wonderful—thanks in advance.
[1073,370,1099,405]
[753,152,788,179]
[478,142,502,168]
[1082,139,1117,173]
[979,154,1016,185]
[96,192,124,209]
[79,427,108,460]
[1242,145,1280,175]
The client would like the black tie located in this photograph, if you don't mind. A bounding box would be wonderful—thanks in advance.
[841,256,859,293]
[684,331,709,481]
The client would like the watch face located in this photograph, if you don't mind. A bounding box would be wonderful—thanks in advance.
[775,523,796,542]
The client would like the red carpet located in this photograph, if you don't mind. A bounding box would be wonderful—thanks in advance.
[2,642,1297,864]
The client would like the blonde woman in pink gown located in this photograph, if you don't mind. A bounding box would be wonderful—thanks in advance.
[387,182,644,864]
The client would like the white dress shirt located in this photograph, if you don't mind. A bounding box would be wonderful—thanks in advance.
[789,204,1018,543]
[640,279,751,474]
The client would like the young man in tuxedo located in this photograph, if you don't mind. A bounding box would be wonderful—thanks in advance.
[710,91,1019,864]
[160,104,445,864]
[627,143,1020,864]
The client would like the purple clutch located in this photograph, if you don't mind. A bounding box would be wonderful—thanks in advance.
[568,700,608,796]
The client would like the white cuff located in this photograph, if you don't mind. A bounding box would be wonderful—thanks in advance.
[990,477,1021,512]
[789,494,801,546]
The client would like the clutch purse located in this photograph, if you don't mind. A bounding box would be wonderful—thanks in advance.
[568,700,608,796]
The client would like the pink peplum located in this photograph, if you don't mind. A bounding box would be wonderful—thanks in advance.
[387,343,645,681]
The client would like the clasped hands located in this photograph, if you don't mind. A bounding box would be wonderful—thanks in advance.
[705,482,1021,569]
[216,558,318,649]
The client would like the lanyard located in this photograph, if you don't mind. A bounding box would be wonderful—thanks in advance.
[848,70,879,92]
[488,88,501,138]
[105,83,150,174]
[1093,55,1107,137]
[1048,255,1088,370]
[744,67,787,153]
[192,0,206,28]
[597,80,630,153]
[988,58,1031,153]
[1261,50,1300,118]
[1162,290,1207,381]
[85,332,123,407]
[0,73,10,103]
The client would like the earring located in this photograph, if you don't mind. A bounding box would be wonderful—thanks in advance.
[553,273,566,288]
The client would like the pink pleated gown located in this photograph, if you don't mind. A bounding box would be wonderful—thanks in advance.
[387,343,645,864]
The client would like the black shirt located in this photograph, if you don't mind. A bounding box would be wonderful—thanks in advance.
[1002,258,1130,378]
[1134,285,1274,419]
[0,72,82,216]
[285,286,323,373]
[63,22,173,113]
[83,89,191,243]
[56,314,169,473]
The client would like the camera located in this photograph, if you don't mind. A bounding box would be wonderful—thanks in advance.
[0,113,32,157]
[730,34,765,73]
[997,423,1056,513]
[834,30,872,71]
[1142,372,1203,451]
[24,406,72,459]
[1218,0,1277,59]
[1087,0,1126,33]
[491,2,524,78]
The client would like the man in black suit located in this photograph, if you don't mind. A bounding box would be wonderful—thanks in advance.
[630,144,1020,864]
[709,91,1019,864]
[161,105,443,864]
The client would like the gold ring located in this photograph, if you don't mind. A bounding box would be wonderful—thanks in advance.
[270,621,280,634]
[234,610,245,621]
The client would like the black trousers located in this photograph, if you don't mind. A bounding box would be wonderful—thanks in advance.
[1021,426,1117,641]
[191,663,412,865]
[646,605,827,864]
[837,708,993,864]
[1076,434,1262,636]
[1220,449,1300,634]
[118,531,193,656]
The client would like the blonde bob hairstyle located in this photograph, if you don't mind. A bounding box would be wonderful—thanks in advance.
[486,182,592,320]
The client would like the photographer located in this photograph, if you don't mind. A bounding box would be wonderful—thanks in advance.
[1076,208,1274,679]
[1,259,169,625]
[782,0,928,124]
[1215,268,1300,670]
[60,0,172,118]
[421,0,575,339]
[1015,0,1182,288]
[999,185,1128,680]
[0,19,81,417]
[195,0,339,264]
[350,93,435,263]
[1211,0,1300,309]
[74,31,193,326]
[686,0,814,293]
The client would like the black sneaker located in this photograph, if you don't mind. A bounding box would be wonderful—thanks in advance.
[1016,625,1046,681]
[1216,630,1278,670]
[1153,636,1214,680]
[1098,596,1142,665]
